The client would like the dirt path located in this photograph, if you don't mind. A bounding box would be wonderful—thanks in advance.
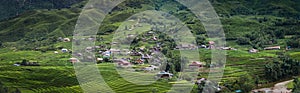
[252,79,293,93]
[273,79,293,89]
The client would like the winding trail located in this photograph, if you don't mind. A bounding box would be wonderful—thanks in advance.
[252,79,293,93]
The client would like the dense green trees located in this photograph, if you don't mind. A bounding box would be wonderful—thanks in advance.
[264,54,300,81]
[293,78,300,92]
[236,37,250,45]
[287,35,300,48]
[223,74,255,93]
[0,81,21,93]
[292,78,300,93]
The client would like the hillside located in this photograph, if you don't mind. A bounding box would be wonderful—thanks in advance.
[0,0,299,49]
[0,0,300,93]
[0,0,84,21]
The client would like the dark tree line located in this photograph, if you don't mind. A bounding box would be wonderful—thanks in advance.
[0,81,21,93]
[264,54,300,81]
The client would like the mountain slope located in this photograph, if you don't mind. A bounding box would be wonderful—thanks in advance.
[0,0,85,21]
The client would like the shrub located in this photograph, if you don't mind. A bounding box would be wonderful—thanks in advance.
[236,37,250,45]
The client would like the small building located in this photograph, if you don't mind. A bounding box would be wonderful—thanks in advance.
[135,59,144,64]
[152,36,158,41]
[176,44,197,50]
[69,58,79,63]
[286,46,291,50]
[220,47,237,50]
[88,37,95,41]
[143,65,159,71]
[141,54,151,59]
[156,71,173,79]
[110,49,121,54]
[147,31,154,36]
[63,38,71,42]
[111,42,119,45]
[264,46,280,50]
[115,59,131,67]
[86,47,93,51]
[149,65,159,70]
[143,67,154,71]
[13,64,20,66]
[127,34,135,38]
[249,49,259,53]
[196,78,206,84]
[200,45,207,48]
[208,41,215,49]
[74,53,82,57]
[189,61,203,68]
[97,58,103,61]
[54,51,59,54]
[61,48,68,53]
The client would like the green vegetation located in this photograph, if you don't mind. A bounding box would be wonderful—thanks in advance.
[0,0,300,93]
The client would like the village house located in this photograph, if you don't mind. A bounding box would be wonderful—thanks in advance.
[143,65,159,71]
[199,45,207,48]
[74,53,82,57]
[111,42,119,45]
[96,58,103,62]
[61,48,68,53]
[13,63,20,66]
[127,34,135,38]
[152,36,158,41]
[249,49,259,53]
[94,46,101,49]
[196,78,207,84]
[189,61,203,68]
[175,44,197,50]
[110,49,121,54]
[88,37,95,41]
[156,71,173,79]
[115,59,131,67]
[86,47,93,51]
[129,51,142,56]
[219,47,237,50]
[264,46,281,50]
[146,31,154,36]
[135,59,144,64]
[63,38,71,42]
[208,41,215,49]
[69,58,79,63]
[141,54,151,59]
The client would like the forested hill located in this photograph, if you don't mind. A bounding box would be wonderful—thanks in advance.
[212,0,300,18]
[0,0,300,50]
[1,0,300,21]
[0,0,84,21]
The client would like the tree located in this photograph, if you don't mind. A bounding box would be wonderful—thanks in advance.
[20,59,28,66]
[236,37,250,45]
[0,82,8,93]
[293,78,300,92]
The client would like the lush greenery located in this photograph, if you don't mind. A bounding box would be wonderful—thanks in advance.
[264,53,300,81]
[0,0,300,93]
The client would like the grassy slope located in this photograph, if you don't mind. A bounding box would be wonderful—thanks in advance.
[0,0,85,21]
[0,0,300,92]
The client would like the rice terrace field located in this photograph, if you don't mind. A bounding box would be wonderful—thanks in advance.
[1,0,300,93]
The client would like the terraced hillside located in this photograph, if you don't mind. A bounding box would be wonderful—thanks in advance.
[0,0,300,93]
